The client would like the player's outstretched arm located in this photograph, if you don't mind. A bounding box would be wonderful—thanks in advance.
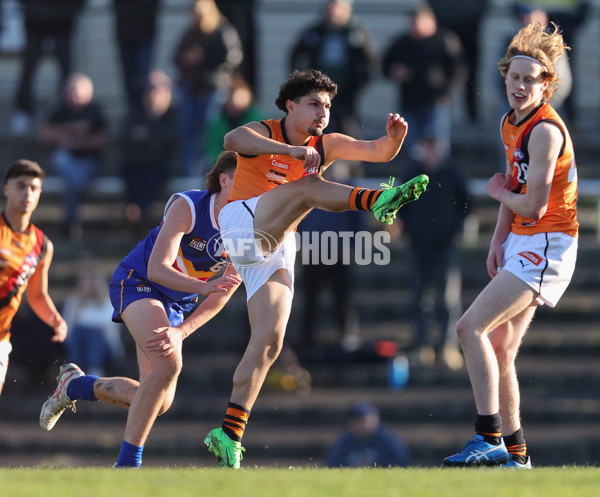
[324,113,408,164]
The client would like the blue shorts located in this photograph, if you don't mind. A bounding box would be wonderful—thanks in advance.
[109,263,197,327]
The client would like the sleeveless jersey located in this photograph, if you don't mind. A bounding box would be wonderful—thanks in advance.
[120,190,229,302]
[228,118,324,202]
[501,102,578,237]
[0,213,48,338]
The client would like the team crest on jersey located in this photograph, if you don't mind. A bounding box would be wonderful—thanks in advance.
[518,251,543,266]
[189,237,207,252]
[514,148,524,161]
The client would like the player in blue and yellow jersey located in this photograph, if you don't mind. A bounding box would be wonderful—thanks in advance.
[40,151,241,468]
[0,160,67,397]
[443,22,578,469]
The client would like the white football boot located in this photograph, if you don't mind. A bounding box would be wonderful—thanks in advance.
[40,363,84,431]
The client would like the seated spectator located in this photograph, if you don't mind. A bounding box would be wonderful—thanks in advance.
[203,72,265,166]
[39,73,108,240]
[63,258,124,377]
[325,402,411,468]
[119,70,179,234]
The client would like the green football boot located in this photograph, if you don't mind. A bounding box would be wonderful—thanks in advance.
[371,174,429,225]
[204,427,245,469]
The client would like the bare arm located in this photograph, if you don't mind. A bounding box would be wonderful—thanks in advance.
[486,199,515,279]
[224,121,294,156]
[25,240,67,342]
[145,264,240,356]
[224,121,324,172]
[146,196,240,296]
[486,122,561,220]
[323,113,408,164]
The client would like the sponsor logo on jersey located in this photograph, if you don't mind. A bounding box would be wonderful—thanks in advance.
[135,284,152,293]
[518,251,543,266]
[514,148,524,161]
[266,169,286,183]
[270,158,290,170]
[189,237,207,251]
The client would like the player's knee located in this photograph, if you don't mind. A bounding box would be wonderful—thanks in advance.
[263,332,285,364]
[296,174,324,202]
[154,354,183,382]
[455,317,471,345]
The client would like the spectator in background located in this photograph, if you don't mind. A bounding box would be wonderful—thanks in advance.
[296,162,363,352]
[119,70,178,234]
[399,135,470,370]
[112,0,162,112]
[383,3,466,154]
[173,0,242,176]
[203,72,265,166]
[10,0,86,136]
[215,0,257,90]
[63,258,124,377]
[325,402,411,468]
[428,0,489,123]
[39,73,108,240]
[290,0,379,137]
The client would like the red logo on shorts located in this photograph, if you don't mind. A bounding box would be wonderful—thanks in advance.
[518,251,543,266]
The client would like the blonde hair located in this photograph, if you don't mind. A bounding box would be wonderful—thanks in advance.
[498,22,569,101]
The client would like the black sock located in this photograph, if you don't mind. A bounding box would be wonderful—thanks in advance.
[504,427,528,464]
[475,413,502,445]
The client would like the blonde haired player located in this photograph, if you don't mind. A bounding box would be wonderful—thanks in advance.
[443,22,577,468]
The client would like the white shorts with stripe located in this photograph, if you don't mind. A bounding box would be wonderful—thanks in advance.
[218,195,296,302]
[501,231,577,307]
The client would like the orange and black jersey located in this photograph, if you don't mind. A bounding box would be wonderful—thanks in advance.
[228,118,325,202]
[501,102,578,237]
[0,213,48,337]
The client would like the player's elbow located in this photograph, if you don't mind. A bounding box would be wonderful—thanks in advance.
[524,204,547,221]
[223,130,238,151]
[146,262,162,284]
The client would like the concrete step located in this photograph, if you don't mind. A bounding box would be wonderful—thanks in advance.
[1,386,599,467]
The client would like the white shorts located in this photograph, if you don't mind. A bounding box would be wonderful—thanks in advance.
[218,195,296,301]
[502,231,577,307]
[0,339,12,385]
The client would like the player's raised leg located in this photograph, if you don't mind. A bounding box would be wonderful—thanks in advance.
[253,173,428,250]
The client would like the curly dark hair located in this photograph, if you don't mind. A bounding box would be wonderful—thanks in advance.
[275,69,338,113]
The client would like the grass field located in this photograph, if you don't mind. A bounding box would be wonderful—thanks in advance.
[0,466,598,497]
